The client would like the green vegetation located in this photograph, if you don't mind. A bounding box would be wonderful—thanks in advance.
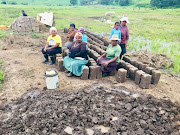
[0,61,4,90]
[150,0,180,8]
[0,5,179,73]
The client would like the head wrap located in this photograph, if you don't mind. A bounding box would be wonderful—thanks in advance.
[78,27,85,33]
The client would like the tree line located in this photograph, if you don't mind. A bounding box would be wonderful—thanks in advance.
[70,0,180,8]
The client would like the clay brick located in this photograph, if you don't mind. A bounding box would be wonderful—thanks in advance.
[119,61,126,68]
[133,61,141,69]
[129,67,138,80]
[96,66,102,79]
[152,70,161,85]
[129,59,136,65]
[56,57,61,65]
[91,62,97,66]
[135,70,145,84]
[123,56,131,63]
[139,63,147,71]
[100,50,106,55]
[57,58,64,71]
[56,54,62,58]
[64,49,69,57]
[116,68,127,83]
[89,66,97,80]
[81,66,89,80]
[145,67,155,75]
[140,73,152,89]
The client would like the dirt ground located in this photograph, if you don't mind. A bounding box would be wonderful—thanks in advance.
[0,30,180,105]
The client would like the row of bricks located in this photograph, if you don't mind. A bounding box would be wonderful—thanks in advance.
[56,56,102,80]
[85,31,109,46]
[122,57,161,84]
[116,63,161,88]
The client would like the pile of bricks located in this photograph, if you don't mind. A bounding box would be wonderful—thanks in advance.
[11,17,39,33]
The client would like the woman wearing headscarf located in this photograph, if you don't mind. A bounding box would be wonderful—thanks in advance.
[97,34,121,77]
[64,24,77,49]
[42,27,62,65]
[74,27,87,43]
[63,32,88,77]
[119,16,129,58]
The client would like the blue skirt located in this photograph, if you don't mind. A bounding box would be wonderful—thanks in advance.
[63,56,88,76]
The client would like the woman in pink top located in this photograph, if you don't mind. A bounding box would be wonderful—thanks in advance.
[119,16,129,58]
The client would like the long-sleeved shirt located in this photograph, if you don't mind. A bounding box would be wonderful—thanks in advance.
[110,28,121,41]
[69,41,88,60]
[119,25,129,44]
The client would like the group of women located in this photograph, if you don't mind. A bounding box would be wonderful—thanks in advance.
[42,16,129,77]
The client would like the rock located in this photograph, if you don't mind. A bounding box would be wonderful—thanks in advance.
[86,129,94,135]
[64,127,73,134]
[125,103,132,111]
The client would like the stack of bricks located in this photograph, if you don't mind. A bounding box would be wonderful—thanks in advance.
[120,56,161,89]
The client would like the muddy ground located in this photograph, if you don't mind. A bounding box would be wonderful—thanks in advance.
[0,30,180,104]
[0,86,179,134]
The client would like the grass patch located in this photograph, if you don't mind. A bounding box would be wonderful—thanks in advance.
[0,60,4,90]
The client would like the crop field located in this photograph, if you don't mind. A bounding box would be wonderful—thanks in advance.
[0,5,180,73]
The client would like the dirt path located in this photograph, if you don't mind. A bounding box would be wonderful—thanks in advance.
[0,31,180,104]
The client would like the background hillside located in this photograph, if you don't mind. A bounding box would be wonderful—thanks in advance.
[0,0,150,6]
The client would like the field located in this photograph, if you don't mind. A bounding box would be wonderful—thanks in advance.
[0,5,180,73]
[0,5,180,134]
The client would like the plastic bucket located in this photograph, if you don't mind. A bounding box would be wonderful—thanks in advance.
[45,70,58,90]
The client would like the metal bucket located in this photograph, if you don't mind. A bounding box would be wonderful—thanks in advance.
[45,70,58,90]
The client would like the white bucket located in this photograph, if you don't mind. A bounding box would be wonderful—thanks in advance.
[45,70,58,90]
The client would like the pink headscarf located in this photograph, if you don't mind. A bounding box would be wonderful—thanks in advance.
[78,27,85,33]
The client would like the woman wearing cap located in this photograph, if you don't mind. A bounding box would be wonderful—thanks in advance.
[73,27,87,43]
[97,34,121,77]
[63,32,88,77]
[119,16,129,58]
[42,27,62,65]
[64,24,77,49]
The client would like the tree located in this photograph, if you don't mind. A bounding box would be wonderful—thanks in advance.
[100,0,110,5]
[70,0,78,5]
[115,0,119,4]
[150,0,180,8]
[119,0,131,6]
[1,1,7,4]
[80,0,88,5]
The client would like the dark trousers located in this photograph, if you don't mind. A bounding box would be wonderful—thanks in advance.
[42,47,61,58]
[120,44,126,59]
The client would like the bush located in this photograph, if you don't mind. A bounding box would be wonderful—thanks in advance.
[1,1,6,4]
[21,2,28,5]
[9,1,17,5]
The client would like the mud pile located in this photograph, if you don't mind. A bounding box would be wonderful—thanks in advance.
[0,86,179,134]
[128,50,173,69]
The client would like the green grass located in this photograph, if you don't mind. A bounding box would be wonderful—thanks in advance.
[0,5,180,73]
[0,60,4,90]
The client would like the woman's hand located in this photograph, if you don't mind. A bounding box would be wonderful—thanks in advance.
[46,47,52,50]
[102,61,109,67]
[97,56,102,62]
[44,48,47,52]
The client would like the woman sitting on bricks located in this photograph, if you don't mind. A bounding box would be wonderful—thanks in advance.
[63,32,88,77]
[42,27,62,65]
[97,34,121,77]
[64,24,77,49]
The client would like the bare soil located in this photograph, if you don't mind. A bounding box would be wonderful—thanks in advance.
[0,86,179,134]
[0,30,180,105]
